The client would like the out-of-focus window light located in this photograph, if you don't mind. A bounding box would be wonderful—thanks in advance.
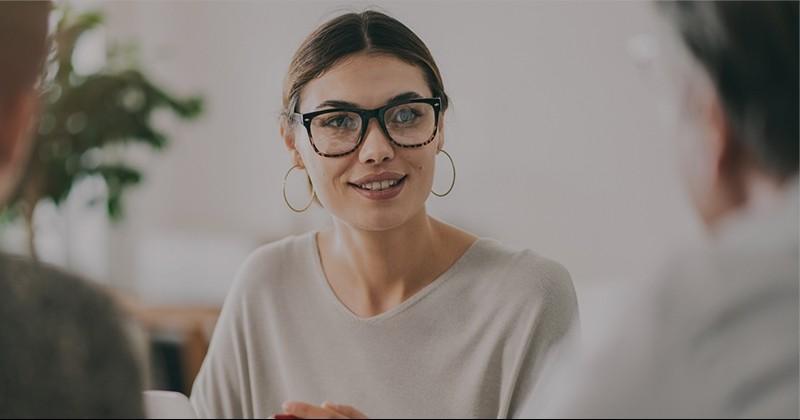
[72,27,106,76]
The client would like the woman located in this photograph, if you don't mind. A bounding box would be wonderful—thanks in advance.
[190,10,577,419]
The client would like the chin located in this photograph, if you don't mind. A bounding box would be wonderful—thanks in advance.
[353,218,407,232]
[349,209,413,232]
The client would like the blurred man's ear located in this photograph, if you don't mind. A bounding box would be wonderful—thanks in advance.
[692,91,747,230]
[705,93,729,185]
[0,92,37,202]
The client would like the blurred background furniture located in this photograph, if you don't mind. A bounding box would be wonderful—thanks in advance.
[114,290,220,395]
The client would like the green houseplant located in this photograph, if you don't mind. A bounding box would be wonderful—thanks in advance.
[4,6,204,259]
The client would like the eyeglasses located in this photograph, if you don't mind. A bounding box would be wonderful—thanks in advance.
[290,97,442,157]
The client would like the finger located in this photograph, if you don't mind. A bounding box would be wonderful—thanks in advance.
[283,401,347,419]
[321,402,351,418]
[322,402,369,419]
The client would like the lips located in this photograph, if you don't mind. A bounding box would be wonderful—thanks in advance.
[348,173,407,200]
[352,176,406,191]
[350,172,406,186]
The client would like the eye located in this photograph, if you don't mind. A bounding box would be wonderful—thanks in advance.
[391,108,420,124]
[321,114,358,129]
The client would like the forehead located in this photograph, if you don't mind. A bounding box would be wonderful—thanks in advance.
[298,53,432,112]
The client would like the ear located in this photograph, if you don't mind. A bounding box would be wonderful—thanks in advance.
[706,92,748,193]
[695,88,748,229]
[281,117,305,169]
[436,118,446,152]
[705,94,729,182]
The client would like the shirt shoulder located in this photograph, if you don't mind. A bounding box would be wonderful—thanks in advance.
[0,254,145,418]
[0,254,115,317]
[469,240,576,310]
[456,240,579,349]
[225,232,314,300]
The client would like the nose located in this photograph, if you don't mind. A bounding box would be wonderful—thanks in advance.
[358,118,395,165]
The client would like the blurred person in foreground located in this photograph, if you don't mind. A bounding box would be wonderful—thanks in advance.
[0,2,144,418]
[523,1,798,418]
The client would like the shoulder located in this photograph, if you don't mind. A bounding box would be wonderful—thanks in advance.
[648,236,799,359]
[462,240,578,333]
[0,254,144,417]
[226,232,314,297]
[474,240,575,306]
[655,203,799,312]
[0,254,134,349]
[238,232,312,275]
[202,234,316,356]
[0,254,115,317]
[651,234,798,328]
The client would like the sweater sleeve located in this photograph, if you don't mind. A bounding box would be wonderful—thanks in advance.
[504,258,580,419]
[189,251,266,420]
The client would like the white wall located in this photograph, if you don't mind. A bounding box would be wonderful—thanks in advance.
[58,1,703,305]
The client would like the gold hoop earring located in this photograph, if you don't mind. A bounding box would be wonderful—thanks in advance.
[283,165,316,212]
[432,149,456,197]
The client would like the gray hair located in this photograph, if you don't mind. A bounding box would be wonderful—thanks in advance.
[659,1,799,181]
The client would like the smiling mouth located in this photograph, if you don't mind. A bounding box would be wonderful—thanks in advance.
[349,175,408,191]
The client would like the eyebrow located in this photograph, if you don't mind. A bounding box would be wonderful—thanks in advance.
[314,91,425,111]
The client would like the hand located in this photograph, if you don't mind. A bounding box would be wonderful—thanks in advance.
[281,401,368,419]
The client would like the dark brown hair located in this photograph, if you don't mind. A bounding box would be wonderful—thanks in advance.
[282,10,449,120]
[0,1,51,106]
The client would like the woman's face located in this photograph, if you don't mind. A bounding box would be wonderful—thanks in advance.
[284,53,444,231]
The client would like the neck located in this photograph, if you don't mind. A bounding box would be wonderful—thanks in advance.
[710,171,796,234]
[319,208,447,316]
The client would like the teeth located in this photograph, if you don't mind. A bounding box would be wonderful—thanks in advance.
[359,179,401,191]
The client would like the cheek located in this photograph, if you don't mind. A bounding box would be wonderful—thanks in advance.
[412,155,436,190]
[307,159,352,201]
[407,152,431,177]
